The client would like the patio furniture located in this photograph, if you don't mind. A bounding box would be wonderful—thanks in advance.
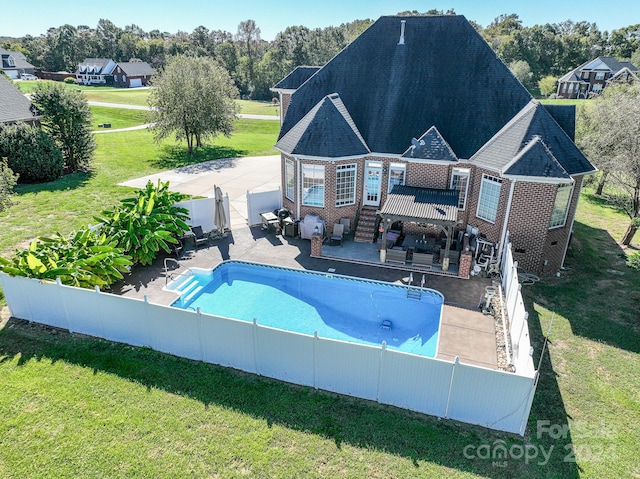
[412,252,433,268]
[169,238,184,258]
[448,249,460,266]
[190,226,211,249]
[329,223,344,246]
[260,211,279,233]
[385,247,407,265]
[339,218,351,239]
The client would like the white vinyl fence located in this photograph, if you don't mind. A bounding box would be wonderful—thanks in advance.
[246,188,282,226]
[500,232,535,374]
[1,270,537,435]
[175,196,231,233]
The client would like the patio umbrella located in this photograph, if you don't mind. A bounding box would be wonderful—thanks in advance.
[214,185,227,236]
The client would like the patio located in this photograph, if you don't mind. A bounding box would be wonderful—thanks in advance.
[111,225,499,370]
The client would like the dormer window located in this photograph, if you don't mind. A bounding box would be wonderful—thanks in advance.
[7,55,15,67]
[595,71,606,80]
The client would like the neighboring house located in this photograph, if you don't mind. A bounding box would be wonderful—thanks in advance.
[0,48,36,79]
[271,15,596,275]
[557,56,639,99]
[112,60,154,88]
[0,74,40,125]
[75,58,117,85]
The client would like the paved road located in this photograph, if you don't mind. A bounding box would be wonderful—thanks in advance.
[88,101,279,120]
[120,155,281,229]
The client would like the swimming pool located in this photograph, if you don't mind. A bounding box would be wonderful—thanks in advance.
[166,261,443,358]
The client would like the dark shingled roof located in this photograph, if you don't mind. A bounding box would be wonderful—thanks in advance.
[0,48,35,71]
[379,185,459,224]
[0,75,37,124]
[117,61,154,76]
[504,136,571,180]
[275,93,369,157]
[273,66,321,90]
[471,101,595,177]
[559,56,639,82]
[279,15,534,159]
[544,105,576,141]
[402,126,458,161]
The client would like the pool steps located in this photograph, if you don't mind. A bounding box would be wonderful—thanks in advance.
[174,276,204,306]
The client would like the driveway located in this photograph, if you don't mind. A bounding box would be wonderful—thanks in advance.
[120,155,281,229]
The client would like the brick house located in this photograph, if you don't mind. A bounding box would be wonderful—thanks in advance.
[271,15,595,275]
[112,60,154,88]
[557,56,639,99]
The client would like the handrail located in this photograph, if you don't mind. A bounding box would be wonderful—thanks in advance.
[164,258,195,286]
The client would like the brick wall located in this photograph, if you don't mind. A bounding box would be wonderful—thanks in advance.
[281,93,291,121]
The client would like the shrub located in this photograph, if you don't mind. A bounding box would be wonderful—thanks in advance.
[0,123,63,183]
[0,159,18,212]
[63,77,76,84]
[30,83,95,172]
[626,250,640,270]
[95,180,190,265]
[0,229,132,288]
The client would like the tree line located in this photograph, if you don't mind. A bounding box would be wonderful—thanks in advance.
[2,11,639,100]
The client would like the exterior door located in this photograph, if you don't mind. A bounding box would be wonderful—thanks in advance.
[363,163,382,206]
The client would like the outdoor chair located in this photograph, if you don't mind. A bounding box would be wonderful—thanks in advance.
[169,238,184,258]
[412,252,433,268]
[385,248,407,265]
[339,218,351,239]
[329,223,344,246]
[190,226,211,249]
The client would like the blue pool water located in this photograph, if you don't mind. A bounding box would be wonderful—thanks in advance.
[168,261,443,357]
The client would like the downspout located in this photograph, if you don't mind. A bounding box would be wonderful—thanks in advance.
[561,177,582,269]
[498,179,516,265]
[296,157,301,221]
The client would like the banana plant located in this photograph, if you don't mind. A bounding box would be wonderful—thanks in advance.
[94,180,190,265]
[0,229,132,289]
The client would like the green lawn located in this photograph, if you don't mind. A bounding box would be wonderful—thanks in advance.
[0,119,278,255]
[90,106,150,130]
[237,99,279,116]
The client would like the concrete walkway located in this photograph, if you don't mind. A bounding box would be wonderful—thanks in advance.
[120,155,281,229]
[88,101,279,120]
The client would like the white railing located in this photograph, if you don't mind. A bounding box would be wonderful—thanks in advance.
[0,271,537,435]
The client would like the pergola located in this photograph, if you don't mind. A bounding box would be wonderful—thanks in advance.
[377,185,461,270]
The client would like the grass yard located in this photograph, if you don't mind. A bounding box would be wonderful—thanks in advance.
[237,99,280,116]
[0,119,279,255]
[90,106,150,130]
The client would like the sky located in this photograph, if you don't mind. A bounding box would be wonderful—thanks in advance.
[3,0,639,40]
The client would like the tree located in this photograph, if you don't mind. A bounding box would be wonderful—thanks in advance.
[235,20,263,96]
[538,75,558,97]
[0,160,18,213]
[31,83,96,172]
[0,122,64,183]
[578,84,640,245]
[148,55,239,154]
[509,60,533,89]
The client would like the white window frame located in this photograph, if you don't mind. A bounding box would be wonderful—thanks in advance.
[387,163,406,192]
[549,183,573,229]
[285,158,295,201]
[335,163,357,207]
[302,164,325,207]
[595,71,605,80]
[7,55,15,67]
[450,168,470,210]
[476,174,502,223]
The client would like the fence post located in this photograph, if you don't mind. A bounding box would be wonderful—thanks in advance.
[56,278,72,333]
[376,341,387,402]
[445,356,460,419]
[252,318,260,375]
[196,306,206,361]
[313,331,319,390]
[143,295,155,349]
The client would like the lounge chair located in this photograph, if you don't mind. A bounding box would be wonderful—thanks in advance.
[385,248,407,264]
[169,238,184,258]
[412,252,433,268]
[190,226,210,249]
[329,223,344,246]
[339,218,351,239]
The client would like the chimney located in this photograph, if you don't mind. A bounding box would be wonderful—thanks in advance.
[398,20,406,45]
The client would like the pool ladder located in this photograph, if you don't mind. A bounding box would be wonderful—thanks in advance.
[407,272,425,300]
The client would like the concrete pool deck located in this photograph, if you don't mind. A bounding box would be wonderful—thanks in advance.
[111,225,499,370]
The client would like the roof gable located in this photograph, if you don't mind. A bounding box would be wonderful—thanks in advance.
[275,93,370,157]
[504,136,571,180]
[471,100,595,177]
[402,126,458,161]
[116,61,154,76]
[279,15,533,159]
